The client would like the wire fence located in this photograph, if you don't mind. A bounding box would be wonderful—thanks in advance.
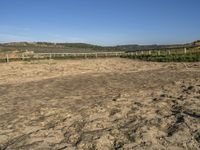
[0,47,200,63]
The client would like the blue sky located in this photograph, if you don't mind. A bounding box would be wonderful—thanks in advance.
[0,0,200,45]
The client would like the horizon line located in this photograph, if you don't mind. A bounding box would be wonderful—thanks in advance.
[0,40,198,47]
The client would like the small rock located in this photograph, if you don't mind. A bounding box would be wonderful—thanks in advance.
[114,140,124,149]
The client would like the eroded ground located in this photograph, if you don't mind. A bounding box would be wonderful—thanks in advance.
[0,58,200,150]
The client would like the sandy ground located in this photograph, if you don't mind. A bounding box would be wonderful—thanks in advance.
[0,58,200,150]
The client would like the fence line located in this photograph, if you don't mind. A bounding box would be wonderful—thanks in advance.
[0,47,199,62]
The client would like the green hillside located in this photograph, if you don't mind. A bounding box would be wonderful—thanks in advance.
[0,41,199,53]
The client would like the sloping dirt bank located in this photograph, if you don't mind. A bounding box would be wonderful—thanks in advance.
[0,58,200,150]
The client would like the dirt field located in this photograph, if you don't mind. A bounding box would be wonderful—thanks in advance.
[0,58,200,150]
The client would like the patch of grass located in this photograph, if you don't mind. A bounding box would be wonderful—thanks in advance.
[122,53,200,62]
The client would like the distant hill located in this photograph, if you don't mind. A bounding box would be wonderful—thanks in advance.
[194,40,200,45]
[0,41,199,53]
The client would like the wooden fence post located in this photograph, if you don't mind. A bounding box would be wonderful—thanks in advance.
[148,51,151,55]
[184,48,187,54]
[6,54,9,63]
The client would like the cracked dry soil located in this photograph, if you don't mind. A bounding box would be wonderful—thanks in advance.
[0,58,200,150]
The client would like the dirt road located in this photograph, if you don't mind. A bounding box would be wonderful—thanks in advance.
[0,58,200,150]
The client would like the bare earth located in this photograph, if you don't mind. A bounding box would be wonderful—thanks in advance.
[0,58,200,150]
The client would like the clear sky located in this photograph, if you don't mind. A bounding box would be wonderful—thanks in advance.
[0,0,200,45]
